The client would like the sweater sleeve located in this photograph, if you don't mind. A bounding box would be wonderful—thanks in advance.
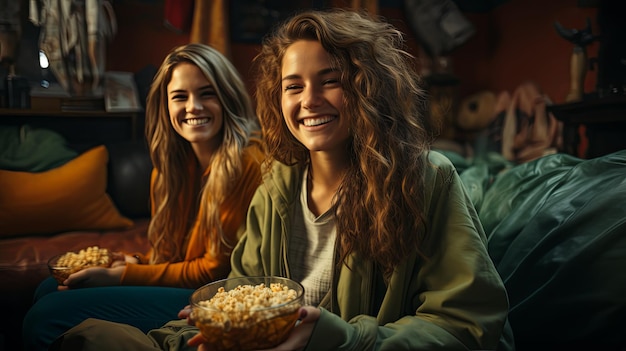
[121,147,263,288]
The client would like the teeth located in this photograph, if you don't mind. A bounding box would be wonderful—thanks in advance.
[185,118,209,126]
[303,116,334,126]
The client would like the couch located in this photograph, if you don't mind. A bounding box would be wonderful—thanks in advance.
[0,137,153,351]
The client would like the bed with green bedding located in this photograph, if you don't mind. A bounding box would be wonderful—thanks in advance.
[440,148,626,350]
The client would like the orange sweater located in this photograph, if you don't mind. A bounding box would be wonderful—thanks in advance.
[120,145,263,288]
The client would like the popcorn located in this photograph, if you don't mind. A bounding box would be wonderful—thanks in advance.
[48,246,112,284]
[191,280,303,351]
[54,246,111,268]
[194,283,299,329]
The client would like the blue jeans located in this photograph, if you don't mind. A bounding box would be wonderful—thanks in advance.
[22,277,193,351]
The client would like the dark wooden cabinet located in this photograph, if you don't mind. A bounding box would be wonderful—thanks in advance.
[548,96,626,159]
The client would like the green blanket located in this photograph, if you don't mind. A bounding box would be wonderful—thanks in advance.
[442,149,626,349]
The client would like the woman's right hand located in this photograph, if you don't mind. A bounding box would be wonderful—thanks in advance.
[57,265,125,290]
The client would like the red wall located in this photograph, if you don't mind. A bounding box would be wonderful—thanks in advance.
[106,0,599,104]
[378,0,599,103]
[451,0,599,103]
[106,2,188,72]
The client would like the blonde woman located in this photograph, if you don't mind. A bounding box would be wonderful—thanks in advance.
[23,43,264,351]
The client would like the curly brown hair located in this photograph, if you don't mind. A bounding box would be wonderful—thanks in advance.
[253,9,436,277]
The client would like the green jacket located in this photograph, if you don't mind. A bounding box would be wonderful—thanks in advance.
[229,151,513,351]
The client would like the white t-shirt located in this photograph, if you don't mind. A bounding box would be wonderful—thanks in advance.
[287,167,337,306]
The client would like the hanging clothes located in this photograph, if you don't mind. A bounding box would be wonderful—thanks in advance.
[190,0,229,57]
[0,0,22,65]
[163,0,193,34]
[163,0,230,57]
[29,0,116,95]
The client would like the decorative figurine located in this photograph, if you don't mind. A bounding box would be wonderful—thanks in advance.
[554,18,598,103]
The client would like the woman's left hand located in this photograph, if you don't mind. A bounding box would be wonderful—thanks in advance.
[186,306,321,351]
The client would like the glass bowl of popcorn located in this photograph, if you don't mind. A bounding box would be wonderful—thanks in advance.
[190,276,304,351]
[47,246,113,285]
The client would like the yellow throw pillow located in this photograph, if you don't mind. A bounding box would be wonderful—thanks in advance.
[0,145,133,236]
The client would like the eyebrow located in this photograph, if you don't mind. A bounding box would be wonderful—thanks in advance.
[168,84,214,94]
[281,67,339,82]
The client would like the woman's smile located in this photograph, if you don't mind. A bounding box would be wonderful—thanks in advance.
[183,117,211,126]
[301,115,337,127]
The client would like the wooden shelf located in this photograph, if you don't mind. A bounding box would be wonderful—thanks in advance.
[0,96,143,146]
[548,96,626,158]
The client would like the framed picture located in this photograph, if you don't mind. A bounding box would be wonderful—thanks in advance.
[104,71,143,112]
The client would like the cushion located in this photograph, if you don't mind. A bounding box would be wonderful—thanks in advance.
[0,145,133,237]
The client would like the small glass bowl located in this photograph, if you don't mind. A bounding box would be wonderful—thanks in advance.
[190,276,304,351]
[47,247,113,285]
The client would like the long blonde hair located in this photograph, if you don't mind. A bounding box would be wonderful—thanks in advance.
[253,9,435,277]
[146,43,259,263]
